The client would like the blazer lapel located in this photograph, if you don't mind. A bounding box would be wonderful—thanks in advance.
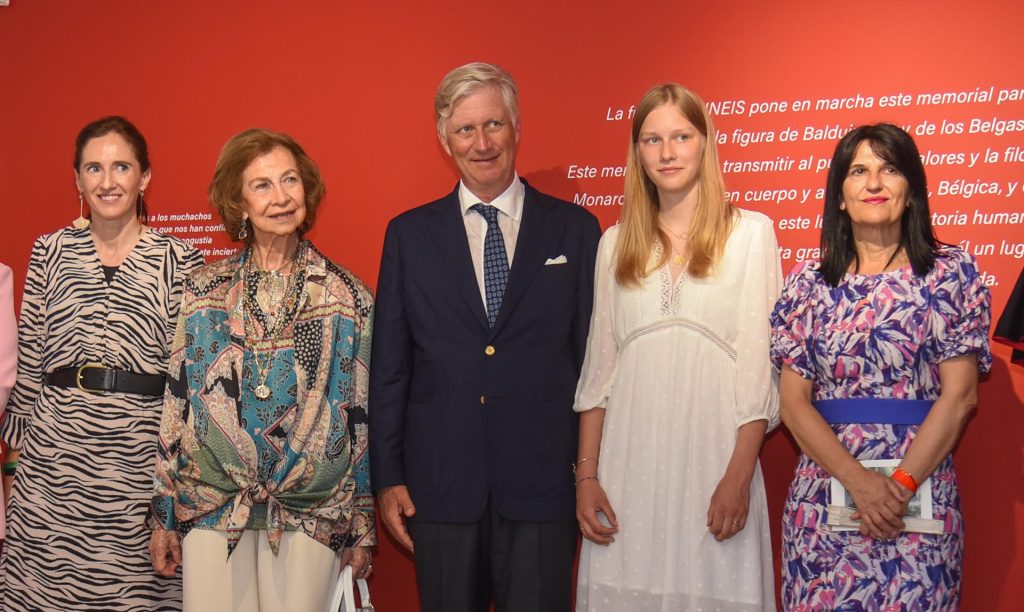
[432,187,490,331]
[489,183,556,337]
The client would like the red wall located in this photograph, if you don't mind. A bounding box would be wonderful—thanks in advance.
[2,1,1023,609]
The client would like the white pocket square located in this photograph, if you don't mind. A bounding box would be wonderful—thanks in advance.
[544,255,568,265]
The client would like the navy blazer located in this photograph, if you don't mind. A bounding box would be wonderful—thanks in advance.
[369,180,601,523]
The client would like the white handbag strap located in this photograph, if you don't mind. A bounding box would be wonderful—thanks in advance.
[356,576,373,609]
[327,565,357,612]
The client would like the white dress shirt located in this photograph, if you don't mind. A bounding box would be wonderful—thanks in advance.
[458,175,524,312]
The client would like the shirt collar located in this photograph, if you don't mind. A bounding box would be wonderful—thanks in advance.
[459,173,523,222]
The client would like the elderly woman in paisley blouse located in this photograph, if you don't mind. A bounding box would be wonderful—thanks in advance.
[770,124,990,610]
[148,129,375,612]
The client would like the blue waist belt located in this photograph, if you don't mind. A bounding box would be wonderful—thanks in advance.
[812,399,934,425]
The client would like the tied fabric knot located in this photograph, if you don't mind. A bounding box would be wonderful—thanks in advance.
[226,482,285,556]
[471,203,509,327]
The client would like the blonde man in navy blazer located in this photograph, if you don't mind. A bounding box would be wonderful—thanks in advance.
[370,62,601,612]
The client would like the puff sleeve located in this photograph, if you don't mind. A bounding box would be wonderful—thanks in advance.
[574,226,620,412]
[930,248,992,372]
[732,215,783,431]
[770,260,819,381]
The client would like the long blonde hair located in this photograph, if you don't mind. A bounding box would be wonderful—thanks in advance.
[615,83,734,286]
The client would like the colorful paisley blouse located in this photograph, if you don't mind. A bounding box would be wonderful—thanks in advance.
[150,243,376,555]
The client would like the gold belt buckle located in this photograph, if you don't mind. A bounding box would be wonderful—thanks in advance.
[75,363,106,394]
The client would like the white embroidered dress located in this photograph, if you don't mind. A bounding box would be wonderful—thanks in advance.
[575,210,781,612]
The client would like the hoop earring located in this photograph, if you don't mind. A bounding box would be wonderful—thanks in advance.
[237,219,249,241]
[73,192,90,229]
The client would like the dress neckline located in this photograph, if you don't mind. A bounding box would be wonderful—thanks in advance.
[844,263,913,281]
[80,225,152,271]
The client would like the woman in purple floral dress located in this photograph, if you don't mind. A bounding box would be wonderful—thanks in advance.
[770,124,991,610]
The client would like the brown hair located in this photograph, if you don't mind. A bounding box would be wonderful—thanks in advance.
[616,83,733,286]
[74,116,152,221]
[208,128,325,242]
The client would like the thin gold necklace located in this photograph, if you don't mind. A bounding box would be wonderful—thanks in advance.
[661,224,688,241]
[660,224,688,266]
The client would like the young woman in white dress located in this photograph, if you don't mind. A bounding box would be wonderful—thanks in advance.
[574,83,782,611]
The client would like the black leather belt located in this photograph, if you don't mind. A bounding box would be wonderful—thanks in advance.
[45,364,166,397]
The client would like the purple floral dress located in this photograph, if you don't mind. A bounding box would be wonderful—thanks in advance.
[770,246,991,611]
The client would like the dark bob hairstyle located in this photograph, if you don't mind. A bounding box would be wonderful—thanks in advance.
[819,123,940,286]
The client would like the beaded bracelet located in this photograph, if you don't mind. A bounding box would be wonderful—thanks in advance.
[2,459,17,476]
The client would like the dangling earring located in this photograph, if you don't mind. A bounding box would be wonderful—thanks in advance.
[237,217,249,241]
[73,192,90,229]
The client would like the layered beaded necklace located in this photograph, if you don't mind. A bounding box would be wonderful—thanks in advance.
[242,242,308,400]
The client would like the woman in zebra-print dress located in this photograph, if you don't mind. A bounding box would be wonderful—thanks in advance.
[0,117,203,610]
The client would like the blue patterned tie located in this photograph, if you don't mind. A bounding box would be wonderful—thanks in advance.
[471,204,509,327]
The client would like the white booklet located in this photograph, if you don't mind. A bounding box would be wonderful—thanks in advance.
[827,458,944,535]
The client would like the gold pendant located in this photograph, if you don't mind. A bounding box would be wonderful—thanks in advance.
[673,254,684,265]
[254,384,272,400]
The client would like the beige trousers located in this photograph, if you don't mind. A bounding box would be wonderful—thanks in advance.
[182,529,341,612]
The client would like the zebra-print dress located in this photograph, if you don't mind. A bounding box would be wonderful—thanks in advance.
[0,227,202,611]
